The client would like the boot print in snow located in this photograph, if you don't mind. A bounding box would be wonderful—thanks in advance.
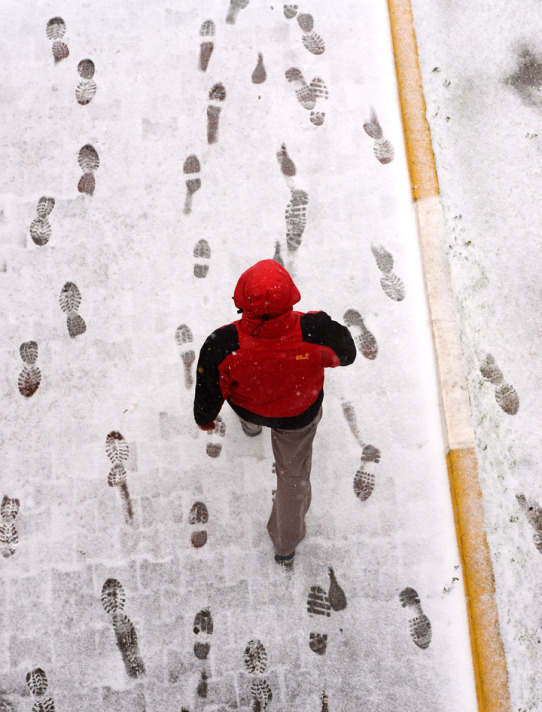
[480,353,519,415]
[399,587,432,649]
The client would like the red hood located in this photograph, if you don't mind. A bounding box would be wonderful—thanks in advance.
[233,260,301,318]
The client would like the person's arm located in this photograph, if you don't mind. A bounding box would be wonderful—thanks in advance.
[193,324,239,426]
[300,311,356,366]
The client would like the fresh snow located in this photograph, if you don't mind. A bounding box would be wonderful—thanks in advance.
[411,1,542,710]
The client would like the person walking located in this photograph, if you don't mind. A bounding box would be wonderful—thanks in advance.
[193,259,356,565]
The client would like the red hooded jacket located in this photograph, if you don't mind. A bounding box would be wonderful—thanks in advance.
[194,260,356,429]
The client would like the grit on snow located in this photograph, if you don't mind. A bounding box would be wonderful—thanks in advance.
[411,1,542,710]
[1,2,476,711]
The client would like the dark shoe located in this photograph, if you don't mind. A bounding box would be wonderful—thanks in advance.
[274,550,295,566]
[241,423,262,437]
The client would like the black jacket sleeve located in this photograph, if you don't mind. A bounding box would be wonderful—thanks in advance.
[193,324,239,425]
[300,311,356,366]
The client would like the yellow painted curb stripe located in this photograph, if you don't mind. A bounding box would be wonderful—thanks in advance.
[387,0,439,201]
[386,2,512,710]
[447,448,511,712]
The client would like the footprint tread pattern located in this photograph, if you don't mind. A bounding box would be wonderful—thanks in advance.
[0,523,19,557]
[78,144,100,172]
[46,17,66,40]
[1,496,20,521]
[18,366,41,398]
[244,639,268,674]
[29,218,51,246]
[101,578,126,614]
[189,501,209,525]
[309,632,327,655]
[302,32,325,55]
[76,80,97,105]
[26,668,48,696]
[193,608,214,635]
[52,41,69,63]
[283,4,298,20]
[59,282,82,313]
[307,585,330,616]
[353,469,375,501]
[77,59,95,78]
[106,432,130,463]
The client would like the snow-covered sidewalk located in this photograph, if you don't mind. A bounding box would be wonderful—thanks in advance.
[0,1,476,710]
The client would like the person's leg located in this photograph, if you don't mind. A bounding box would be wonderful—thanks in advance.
[237,415,262,436]
[267,407,323,556]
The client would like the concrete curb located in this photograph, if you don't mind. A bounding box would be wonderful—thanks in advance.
[386,2,512,711]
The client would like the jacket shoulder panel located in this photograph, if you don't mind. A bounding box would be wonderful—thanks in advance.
[201,323,240,364]
[300,311,356,366]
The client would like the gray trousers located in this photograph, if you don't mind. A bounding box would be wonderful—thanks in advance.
[239,407,323,556]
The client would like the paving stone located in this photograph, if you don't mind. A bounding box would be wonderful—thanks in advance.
[140,496,159,528]
[9,633,53,668]
[95,626,122,664]
[136,650,164,685]
[243,488,269,515]
[222,548,263,588]
[129,524,170,559]
[131,591,162,629]
[11,604,52,639]
[138,557,181,589]
[119,525,142,556]
[166,648,187,684]
[147,680,196,712]
[207,520,246,549]
[159,587,185,623]
[362,564,402,602]
[77,527,123,561]
[139,618,186,662]
[207,580,250,611]
[74,592,103,627]
[54,686,102,712]
[159,412,184,441]
[170,653,207,677]
[283,667,320,702]
[37,532,78,569]
[167,491,184,524]
[126,441,138,472]
[309,512,338,539]
[183,552,225,587]
[51,565,94,601]
[15,507,51,540]
[73,502,101,533]
[73,477,103,507]
[0,672,28,698]
[249,573,295,608]
[158,465,188,493]
[136,468,163,498]
[205,672,238,706]
[266,636,301,669]
[6,571,49,608]
[93,560,139,596]
[250,520,270,550]
[54,597,98,633]
[53,629,99,686]
[102,684,146,712]
[211,645,243,676]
